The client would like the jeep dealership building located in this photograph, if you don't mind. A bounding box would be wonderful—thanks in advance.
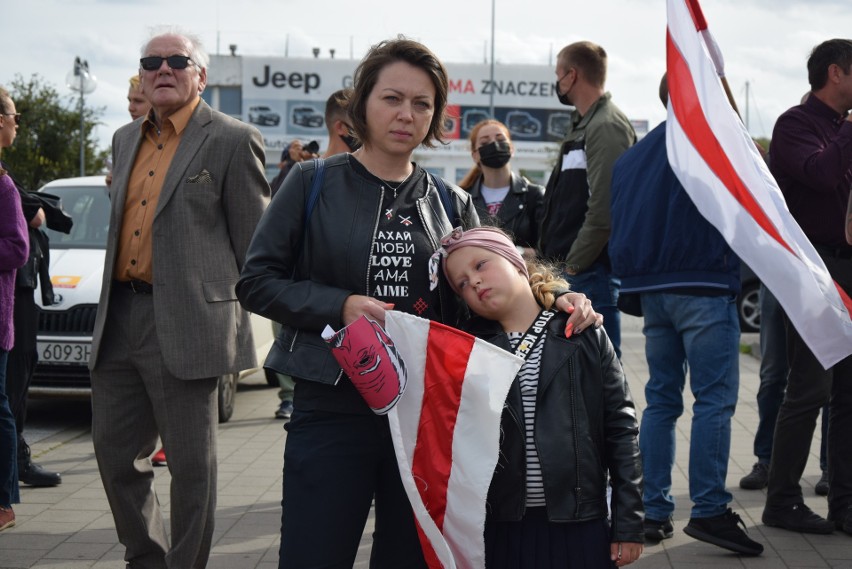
[203,54,647,184]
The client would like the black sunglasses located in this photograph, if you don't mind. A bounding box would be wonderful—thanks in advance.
[139,55,195,71]
[3,113,20,126]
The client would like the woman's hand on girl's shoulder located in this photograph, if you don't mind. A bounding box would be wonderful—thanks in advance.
[554,292,604,338]
[611,541,643,566]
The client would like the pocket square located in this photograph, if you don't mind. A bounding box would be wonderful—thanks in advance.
[187,169,214,184]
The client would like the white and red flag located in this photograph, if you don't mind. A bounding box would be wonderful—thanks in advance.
[384,310,523,569]
[666,0,852,368]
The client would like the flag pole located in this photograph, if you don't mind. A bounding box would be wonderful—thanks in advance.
[720,77,741,118]
[685,0,741,118]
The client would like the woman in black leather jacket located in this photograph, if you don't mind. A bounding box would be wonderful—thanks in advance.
[439,227,644,569]
[459,119,545,258]
[237,38,600,569]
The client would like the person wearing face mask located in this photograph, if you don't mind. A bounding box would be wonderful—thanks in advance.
[539,41,636,359]
[459,120,544,259]
[269,90,361,421]
[322,88,360,157]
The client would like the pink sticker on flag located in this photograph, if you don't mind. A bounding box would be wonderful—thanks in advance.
[323,316,407,415]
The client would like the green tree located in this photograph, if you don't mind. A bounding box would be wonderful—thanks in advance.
[2,74,109,191]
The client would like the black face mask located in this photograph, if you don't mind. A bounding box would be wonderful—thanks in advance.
[555,71,575,106]
[341,133,361,152]
[556,85,573,106]
[478,140,512,169]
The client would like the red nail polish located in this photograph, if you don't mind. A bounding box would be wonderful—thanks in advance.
[564,323,574,338]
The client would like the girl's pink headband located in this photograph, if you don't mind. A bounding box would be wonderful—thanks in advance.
[428,227,528,295]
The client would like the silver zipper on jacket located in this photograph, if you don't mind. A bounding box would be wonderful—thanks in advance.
[504,391,527,518]
[366,185,385,294]
[569,357,583,517]
[417,175,452,322]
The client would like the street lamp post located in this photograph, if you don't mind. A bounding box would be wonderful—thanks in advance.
[489,0,496,119]
[66,57,97,177]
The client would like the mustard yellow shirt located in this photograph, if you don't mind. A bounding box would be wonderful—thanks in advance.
[114,97,201,283]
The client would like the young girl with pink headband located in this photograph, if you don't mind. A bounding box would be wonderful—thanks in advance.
[436,226,645,569]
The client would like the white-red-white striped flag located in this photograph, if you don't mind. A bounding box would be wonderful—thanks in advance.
[385,311,523,569]
[666,0,852,368]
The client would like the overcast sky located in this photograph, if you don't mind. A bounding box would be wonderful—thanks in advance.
[3,0,851,153]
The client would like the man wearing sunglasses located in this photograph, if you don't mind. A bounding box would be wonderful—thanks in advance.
[89,29,269,569]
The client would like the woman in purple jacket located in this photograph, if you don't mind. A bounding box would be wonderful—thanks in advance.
[0,166,29,531]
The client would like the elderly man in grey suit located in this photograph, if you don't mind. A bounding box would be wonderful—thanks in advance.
[88,29,269,569]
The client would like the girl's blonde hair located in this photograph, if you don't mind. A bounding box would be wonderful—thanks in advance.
[527,259,570,310]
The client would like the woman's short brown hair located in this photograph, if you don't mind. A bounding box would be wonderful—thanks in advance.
[348,36,449,149]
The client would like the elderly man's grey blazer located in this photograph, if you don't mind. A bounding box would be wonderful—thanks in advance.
[90,99,270,379]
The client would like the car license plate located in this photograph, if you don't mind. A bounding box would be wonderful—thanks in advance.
[38,341,91,365]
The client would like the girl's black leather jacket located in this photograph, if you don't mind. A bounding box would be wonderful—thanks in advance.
[463,313,644,544]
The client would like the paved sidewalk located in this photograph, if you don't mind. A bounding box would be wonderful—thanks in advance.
[1,316,848,568]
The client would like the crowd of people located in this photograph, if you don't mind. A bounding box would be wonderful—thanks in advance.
[2,25,852,569]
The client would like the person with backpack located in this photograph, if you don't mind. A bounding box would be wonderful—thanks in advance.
[236,37,600,569]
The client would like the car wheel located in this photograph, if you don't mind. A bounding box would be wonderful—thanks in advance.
[738,282,761,333]
[218,373,239,423]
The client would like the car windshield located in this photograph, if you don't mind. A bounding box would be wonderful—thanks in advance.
[41,185,110,249]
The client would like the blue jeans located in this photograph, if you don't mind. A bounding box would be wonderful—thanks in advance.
[639,292,739,520]
[754,285,829,469]
[563,262,621,358]
[0,350,20,507]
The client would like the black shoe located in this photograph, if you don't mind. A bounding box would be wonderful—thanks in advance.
[828,505,852,535]
[275,400,294,420]
[644,516,674,542]
[18,460,62,487]
[739,462,769,490]
[684,509,764,556]
[762,503,834,534]
[815,470,829,496]
[17,437,61,487]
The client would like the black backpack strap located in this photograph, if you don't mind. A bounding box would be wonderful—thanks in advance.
[304,157,325,225]
[430,173,455,224]
[291,158,325,279]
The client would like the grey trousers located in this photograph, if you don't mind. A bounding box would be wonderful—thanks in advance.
[91,287,218,569]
